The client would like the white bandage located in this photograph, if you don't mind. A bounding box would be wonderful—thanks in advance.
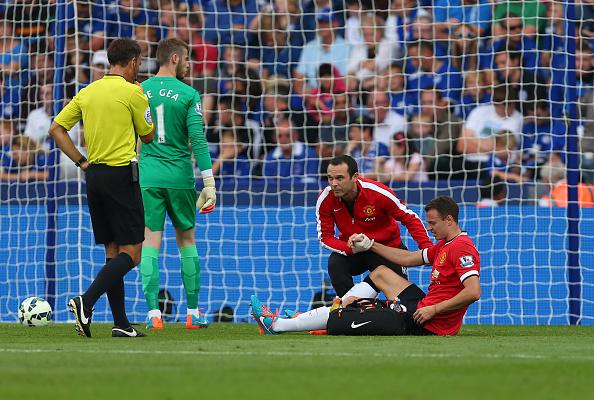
[341,282,378,301]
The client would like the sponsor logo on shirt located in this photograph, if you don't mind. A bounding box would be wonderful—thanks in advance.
[195,102,202,115]
[438,251,447,266]
[144,107,153,124]
[460,255,475,268]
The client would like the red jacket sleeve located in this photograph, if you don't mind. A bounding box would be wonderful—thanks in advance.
[385,192,433,249]
[316,188,352,255]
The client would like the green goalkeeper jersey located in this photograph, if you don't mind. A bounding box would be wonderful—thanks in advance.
[139,76,212,189]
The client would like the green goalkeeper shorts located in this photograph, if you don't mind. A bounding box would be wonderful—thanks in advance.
[141,187,197,232]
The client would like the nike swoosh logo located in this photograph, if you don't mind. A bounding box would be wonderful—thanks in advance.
[333,208,342,212]
[113,328,137,336]
[351,321,371,329]
[80,309,89,324]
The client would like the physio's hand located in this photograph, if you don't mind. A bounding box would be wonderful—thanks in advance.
[197,176,216,214]
[350,233,374,253]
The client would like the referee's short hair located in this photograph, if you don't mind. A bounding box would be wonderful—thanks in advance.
[156,38,189,67]
[425,196,459,224]
[329,155,359,178]
[107,38,142,67]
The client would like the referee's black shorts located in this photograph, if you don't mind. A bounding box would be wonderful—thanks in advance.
[85,164,144,245]
[327,244,408,297]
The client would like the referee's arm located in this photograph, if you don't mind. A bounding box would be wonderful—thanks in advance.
[49,97,88,168]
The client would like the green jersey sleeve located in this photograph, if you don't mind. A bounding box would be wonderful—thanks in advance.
[187,92,212,172]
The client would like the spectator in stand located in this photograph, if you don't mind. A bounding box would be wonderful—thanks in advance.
[346,115,389,181]
[104,0,161,42]
[408,13,450,58]
[578,79,594,184]
[344,0,364,47]
[385,0,421,55]
[203,0,259,46]
[211,129,252,178]
[539,161,594,207]
[306,63,347,126]
[0,119,15,177]
[381,63,416,117]
[347,13,398,85]
[483,13,543,80]
[259,83,300,156]
[246,11,292,79]
[486,130,524,183]
[456,86,522,181]
[272,0,315,67]
[0,18,28,121]
[0,72,19,120]
[476,176,507,207]
[432,0,492,37]
[3,135,48,182]
[293,8,350,95]
[378,131,427,183]
[417,88,463,178]
[90,50,110,82]
[206,95,250,156]
[367,90,408,147]
[450,24,482,73]
[454,70,493,120]
[262,116,319,183]
[22,52,54,117]
[493,0,547,37]
[521,100,566,181]
[492,50,547,115]
[135,24,159,81]
[405,40,464,108]
[407,113,435,161]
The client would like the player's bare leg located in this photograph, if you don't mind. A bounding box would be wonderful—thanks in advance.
[369,266,413,300]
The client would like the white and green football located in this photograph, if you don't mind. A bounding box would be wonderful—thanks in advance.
[18,297,52,327]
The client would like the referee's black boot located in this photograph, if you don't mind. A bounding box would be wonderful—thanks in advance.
[112,326,146,338]
[68,295,93,338]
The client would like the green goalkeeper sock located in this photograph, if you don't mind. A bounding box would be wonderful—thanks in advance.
[140,246,160,311]
[180,246,200,310]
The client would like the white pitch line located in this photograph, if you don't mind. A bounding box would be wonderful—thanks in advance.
[0,348,593,361]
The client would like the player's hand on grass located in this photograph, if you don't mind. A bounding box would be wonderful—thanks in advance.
[413,305,437,324]
[197,175,216,214]
[349,233,374,253]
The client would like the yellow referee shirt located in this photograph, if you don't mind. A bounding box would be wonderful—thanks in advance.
[54,75,154,167]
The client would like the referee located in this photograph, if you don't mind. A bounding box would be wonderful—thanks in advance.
[49,38,155,338]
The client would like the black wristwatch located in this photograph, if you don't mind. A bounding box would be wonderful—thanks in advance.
[75,156,87,168]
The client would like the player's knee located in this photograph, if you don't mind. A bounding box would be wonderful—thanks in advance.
[370,265,389,282]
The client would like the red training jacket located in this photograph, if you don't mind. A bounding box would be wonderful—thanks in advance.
[315,178,432,255]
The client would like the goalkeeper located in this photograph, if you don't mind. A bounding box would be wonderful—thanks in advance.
[139,38,215,330]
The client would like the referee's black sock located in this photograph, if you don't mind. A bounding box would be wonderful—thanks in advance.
[82,253,135,308]
[103,257,131,328]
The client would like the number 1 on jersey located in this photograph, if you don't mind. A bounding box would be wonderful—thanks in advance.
[155,103,166,143]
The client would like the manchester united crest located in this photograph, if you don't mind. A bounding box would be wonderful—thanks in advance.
[363,205,375,216]
[438,251,447,266]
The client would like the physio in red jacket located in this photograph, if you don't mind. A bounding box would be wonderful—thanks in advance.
[316,155,433,296]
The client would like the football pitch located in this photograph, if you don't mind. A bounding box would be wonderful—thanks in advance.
[1,323,593,400]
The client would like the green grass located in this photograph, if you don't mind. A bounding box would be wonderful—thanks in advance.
[1,323,593,400]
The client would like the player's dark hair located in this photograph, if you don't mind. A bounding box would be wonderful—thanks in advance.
[329,155,359,177]
[156,38,189,67]
[107,38,142,67]
[318,63,333,78]
[480,176,506,200]
[425,196,459,224]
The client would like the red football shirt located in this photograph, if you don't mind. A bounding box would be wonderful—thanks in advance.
[418,232,480,336]
[316,178,432,255]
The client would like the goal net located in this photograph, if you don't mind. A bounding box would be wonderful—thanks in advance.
[0,0,593,325]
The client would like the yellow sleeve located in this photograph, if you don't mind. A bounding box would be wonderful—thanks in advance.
[54,95,82,131]
[130,86,154,137]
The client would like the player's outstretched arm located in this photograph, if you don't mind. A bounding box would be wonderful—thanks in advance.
[413,276,480,324]
[349,233,424,266]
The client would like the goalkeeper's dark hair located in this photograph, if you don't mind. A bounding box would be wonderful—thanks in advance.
[425,196,459,224]
[329,155,359,178]
[107,38,142,67]
[156,38,189,67]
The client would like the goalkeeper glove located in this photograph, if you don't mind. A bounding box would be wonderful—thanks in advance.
[197,175,216,214]
[351,233,374,253]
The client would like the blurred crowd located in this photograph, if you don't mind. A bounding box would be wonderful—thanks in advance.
[1,0,594,204]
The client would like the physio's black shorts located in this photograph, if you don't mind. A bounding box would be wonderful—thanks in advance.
[398,284,435,336]
[85,164,145,245]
